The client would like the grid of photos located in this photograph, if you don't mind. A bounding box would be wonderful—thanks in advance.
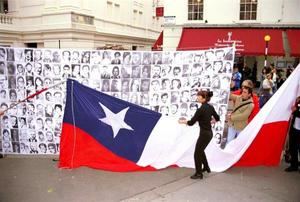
[0,47,234,154]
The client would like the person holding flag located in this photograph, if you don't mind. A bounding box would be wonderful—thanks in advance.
[285,96,300,172]
[178,90,220,179]
[232,79,260,122]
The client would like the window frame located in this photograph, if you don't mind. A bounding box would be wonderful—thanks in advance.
[188,0,204,21]
[239,0,257,21]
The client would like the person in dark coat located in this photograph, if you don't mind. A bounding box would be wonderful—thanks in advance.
[285,96,300,172]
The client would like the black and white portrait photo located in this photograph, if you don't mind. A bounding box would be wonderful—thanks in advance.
[24,49,33,62]
[0,47,6,61]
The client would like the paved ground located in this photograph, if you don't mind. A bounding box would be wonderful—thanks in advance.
[0,156,299,202]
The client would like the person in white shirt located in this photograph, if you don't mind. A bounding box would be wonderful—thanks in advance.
[260,73,274,107]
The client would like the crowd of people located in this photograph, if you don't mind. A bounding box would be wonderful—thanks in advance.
[231,62,296,108]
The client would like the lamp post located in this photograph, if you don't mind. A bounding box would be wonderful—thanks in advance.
[264,35,271,67]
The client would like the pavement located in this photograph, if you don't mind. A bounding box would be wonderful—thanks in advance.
[0,156,299,202]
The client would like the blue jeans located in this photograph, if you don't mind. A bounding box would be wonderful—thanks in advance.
[259,93,272,108]
[226,126,241,145]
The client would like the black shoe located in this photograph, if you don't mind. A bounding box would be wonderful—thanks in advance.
[190,173,203,180]
[284,166,298,172]
[202,167,211,173]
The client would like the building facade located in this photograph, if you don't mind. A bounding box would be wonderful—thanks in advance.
[160,0,300,75]
[0,0,163,50]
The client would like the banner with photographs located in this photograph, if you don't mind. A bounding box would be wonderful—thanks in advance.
[0,47,234,155]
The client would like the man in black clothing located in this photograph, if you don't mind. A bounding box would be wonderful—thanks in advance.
[285,96,300,172]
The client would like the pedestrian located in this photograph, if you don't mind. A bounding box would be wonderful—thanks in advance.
[232,66,242,91]
[178,90,220,179]
[260,73,274,107]
[285,96,300,172]
[270,64,278,93]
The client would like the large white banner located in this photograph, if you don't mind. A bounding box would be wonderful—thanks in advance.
[0,47,234,155]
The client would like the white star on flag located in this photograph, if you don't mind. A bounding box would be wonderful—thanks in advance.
[99,102,134,138]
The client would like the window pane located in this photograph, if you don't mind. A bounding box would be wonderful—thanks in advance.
[188,13,193,20]
[245,12,250,19]
[252,4,257,12]
[193,12,198,20]
[251,12,256,20]
[188,5,193,12]
[240,12,245,20]
[246,4,251,11]
[194,5,199,12]
[240,4,245,12]
[199,13,203,20]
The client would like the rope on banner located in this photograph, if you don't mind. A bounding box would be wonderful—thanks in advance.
[0,80,67,116]
[70,80,77,169]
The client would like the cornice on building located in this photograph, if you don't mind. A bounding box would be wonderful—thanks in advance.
[0,27,156,45]
[163,23,300,29]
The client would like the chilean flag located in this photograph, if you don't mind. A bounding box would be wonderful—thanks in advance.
[59,64,300,172]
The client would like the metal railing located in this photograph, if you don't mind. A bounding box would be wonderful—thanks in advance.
[0,13,13,24]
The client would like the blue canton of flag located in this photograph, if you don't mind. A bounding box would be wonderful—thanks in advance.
[62,79,162,163]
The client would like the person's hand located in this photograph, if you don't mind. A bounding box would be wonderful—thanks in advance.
[291,106,297,112]
[226,113,231,121]
[178,117,187,124]
[211,117,216,124]
[0,110,4,116]
[230,80,235,89]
